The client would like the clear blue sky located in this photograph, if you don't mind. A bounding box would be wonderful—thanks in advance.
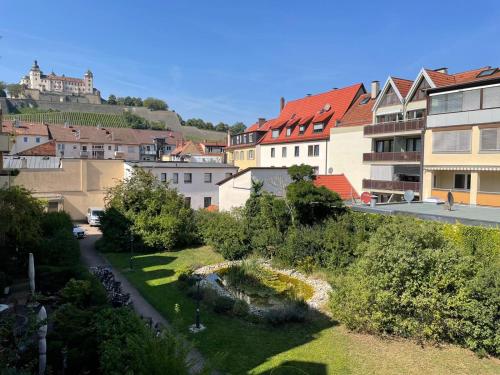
[1,1,499,126]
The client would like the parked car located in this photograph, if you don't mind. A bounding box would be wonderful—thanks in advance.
[73,225,86,239]
[87,207,104,226]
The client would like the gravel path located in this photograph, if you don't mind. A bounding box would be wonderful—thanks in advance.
[78,224,207,374]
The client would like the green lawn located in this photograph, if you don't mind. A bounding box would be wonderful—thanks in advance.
[105,246,500,375]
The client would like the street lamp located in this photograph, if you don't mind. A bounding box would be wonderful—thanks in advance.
[129,231,134,270]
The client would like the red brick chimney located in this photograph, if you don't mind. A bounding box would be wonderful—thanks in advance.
[258,118,266,128]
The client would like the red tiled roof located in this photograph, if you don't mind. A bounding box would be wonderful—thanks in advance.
[260,83,364,144]
[313,174,359,200]
[18,140,56,156]
[425,69,456,87]
[424,66,500,89]
[392,77,413,97]
[2,121,49,136]
[338,93,375,127]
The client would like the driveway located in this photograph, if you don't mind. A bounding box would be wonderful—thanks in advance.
[77,224,207,373]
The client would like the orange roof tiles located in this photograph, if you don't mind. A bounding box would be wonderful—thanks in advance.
[392,77,413,97]
[260,83,363,144]
[2,121,49,136]
[313,174,359,200]
[338,93,375,127]
[18,140,56,156]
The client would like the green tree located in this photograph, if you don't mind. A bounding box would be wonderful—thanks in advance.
[230,122,246,135]
[144,97,168,111]
[107,94,117,105]
[0,81,6,97]
[288,164,315,182]
[215,122,229,132]
[6,84,24,98]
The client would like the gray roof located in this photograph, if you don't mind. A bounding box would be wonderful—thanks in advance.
[3,156,61,169]
[126,161,237,169]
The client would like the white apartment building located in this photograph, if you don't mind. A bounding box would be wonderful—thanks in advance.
[2,121,50,154]
[125,161,238,209]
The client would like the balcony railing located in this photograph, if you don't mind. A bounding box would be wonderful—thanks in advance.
[363,179,420,192]
[363,151,421,162]
[364,118,425,136]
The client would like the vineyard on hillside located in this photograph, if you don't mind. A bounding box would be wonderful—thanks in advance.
[4,112,131,128]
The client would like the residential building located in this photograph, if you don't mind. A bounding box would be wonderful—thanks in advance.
[9,159,124,219]
[132,129,178,161]
[217,167,291,211]
[423,67,500,206]
[259,84,365,174]
[2,120,50,154]
[20,60,95,95]
[313,174,359,202]
[125,161,238,209]
[226,118,270,170]
[362,66,490,202]
[328,86,377,194]
[169,140,226,163]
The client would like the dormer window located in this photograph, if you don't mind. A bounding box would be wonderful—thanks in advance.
[272,129,280,138]
[286,127,293,136]
[313,123,324,133]
[299,125,306,134]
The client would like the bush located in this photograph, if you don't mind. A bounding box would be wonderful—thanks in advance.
[277,225,323,267]
[40,211,73,237]
[330,217,500,356]
[232,299,250,317]
[212,296,235,314]
[265,301,308,326]
[60,278,108,308]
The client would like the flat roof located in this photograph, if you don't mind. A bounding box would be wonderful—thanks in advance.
[216,167,289,186]
[126,161,237,169]
[353,202,500,228]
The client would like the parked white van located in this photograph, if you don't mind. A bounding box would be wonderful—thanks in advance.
[87,207,104,226]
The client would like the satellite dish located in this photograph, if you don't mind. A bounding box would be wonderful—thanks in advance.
[323,103,331,111]
[361,192,372,205]
[328,167,333,174]
[403,190,415,204]
[447,191,454,211]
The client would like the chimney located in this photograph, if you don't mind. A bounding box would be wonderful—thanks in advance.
[227,130,231,146]
[258,118,266,128]
[371,81,380,99]
[434,67,448,74]
[280,97,285,112]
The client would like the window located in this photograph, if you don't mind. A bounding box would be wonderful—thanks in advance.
[272,129,280,138]
[36,137,41,143]
[234,151,239,160]
[108,145,112,151]
[314,144,320,156]
[240,151,244,160]
[204,197,212,208]
[82,145,87,151]
[172,173,179,184]
[204,173,212,183]
[58,143,65,150]
[430,90,481,114]
[308,145,313,156]
[115,145,119,151]
[360,97,370,105]
[286,127,292,136]
[294,146,299,157]
[483,86,500,109]
[454,173,471,190]
[184,173,192,183]
[407,109,426,119]
[184,197,191,208]
[299,125,306,134]
[477,68,497,78]
[405,138,421,152]
[313,123,324,133]
[433,130,471,153]
[23,137,28,143]
[281,147,287,157]
[375,139,394,153]
[480,128,500,151]
[376,113,403,123]
[271,148,275,158]
[128,146,135,153]
[247,150,254,160]
[160,173,167,182]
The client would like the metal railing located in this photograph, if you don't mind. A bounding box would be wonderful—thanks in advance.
[363,179,420,192]
[363,151,421,162]
[364,118,425,136]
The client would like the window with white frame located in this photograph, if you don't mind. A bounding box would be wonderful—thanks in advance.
[204,173,212,183]
[282,147,287,157]
[23,137,28,143]
[294,146,299,157]
[272,129,280,138]
[247,150,254,160]
[432,130,471,153]
[480,128,500,151]
[299,125,306,134]
[286,127,292,136]
[430,90,481,114]
[36,137,41,143]
[314,144,320,156]
[271,148,275,157]
[184,173,192,183]
[313,123,324,133]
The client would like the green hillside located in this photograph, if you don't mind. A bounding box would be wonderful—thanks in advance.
[4,111,130,128]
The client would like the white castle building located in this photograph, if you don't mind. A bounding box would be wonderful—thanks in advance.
[20,60,95,95]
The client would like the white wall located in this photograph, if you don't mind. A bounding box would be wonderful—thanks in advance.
[11,135,50,154]
[260,140,328,174]
[328,126,371,194]
[125,163,238,209]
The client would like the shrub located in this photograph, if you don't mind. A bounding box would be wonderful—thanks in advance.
[232,299,250,317]
[277,225,323,267]
[212,296,235,314]
[265,301,308,326]
[40,211,73,237]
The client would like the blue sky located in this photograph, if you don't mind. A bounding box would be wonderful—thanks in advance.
[1,1,499,126]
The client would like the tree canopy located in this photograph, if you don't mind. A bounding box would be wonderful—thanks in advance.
[143,97,168,111]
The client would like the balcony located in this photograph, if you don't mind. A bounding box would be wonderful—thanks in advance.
[80,151,89,158]
[363,179,420,192]
[364,118,425,136]
[363,151,421,163]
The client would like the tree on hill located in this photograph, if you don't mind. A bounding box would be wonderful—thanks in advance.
[0,81,6,97]
[144,97,168,111]
[107,94,117,105]
[230,122,246,135]
[215,122,230,132]
[6,83,24,98]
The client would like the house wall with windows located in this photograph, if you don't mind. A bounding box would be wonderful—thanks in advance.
[226,145,259,170]
[423,77,500,206]
[259,140,328,174]
[125,161,238,209]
